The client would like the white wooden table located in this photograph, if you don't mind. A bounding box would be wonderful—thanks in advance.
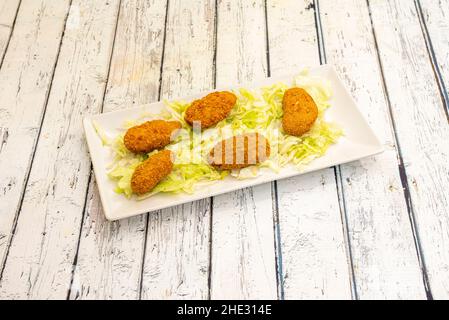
[0,0,448,300]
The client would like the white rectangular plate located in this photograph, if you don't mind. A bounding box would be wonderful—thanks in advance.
[84,65,383,220]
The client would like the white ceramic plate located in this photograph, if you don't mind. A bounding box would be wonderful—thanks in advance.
[84,65,383,220]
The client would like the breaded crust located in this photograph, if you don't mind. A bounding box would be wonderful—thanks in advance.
[282,87,318,136]
[131,150,174,195]
[184,91,237,129]
[209,132,270,170]
[124,120,181,153]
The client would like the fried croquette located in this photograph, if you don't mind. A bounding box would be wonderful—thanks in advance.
[184,91,237,129]
[209,132,270,170]
[131,150,174,195]
[282,87,318,136]
[124,120,181,153]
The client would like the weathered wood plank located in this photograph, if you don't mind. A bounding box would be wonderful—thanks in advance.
[69,178,146,300]
[369,0,449,298]
[0,0,20,63]
[210,0,277,299]
[417,0,449,115]
[69,0,168,299]
[0,0,71,277]
[319,0,426,299]
[140,0,215,300]
[0,0,121,299]
[266,0,353,299]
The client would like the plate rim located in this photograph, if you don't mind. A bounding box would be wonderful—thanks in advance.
[83,64,384,221]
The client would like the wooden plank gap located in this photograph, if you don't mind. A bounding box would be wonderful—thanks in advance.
[207,197,214,300]
[263,0,271,78]
[334,166,359,300]
[206,0,218,300]
[414,0,449,121]
[212,0,218,89]
[271,181,284,300]
[156,0,170,103]
[264,0,283,300]
[313,0,326,64]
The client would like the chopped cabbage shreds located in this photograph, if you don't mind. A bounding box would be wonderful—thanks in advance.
[108,161,140,197]
[100,69,343,199]
[163,99,191,128]
[138,164,229,199]
[92,120,111,146]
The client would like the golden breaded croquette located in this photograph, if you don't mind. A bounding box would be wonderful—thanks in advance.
[124,120,181,153]
[131,150,174,195]
[184,91,237,129]
[282,87,318,136]
[209,132,270,170]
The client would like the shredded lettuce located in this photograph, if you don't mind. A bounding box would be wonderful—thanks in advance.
[108,161,140,197]
[101,69,342,198]
[92,120,111,146]
[139,164,229,199]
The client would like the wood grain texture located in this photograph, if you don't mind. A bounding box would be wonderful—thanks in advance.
[266,0,352,299]
[417,0,449,115]
[0,0,20,63]
[139,0,215,300]
[0,0,120,299]
[370,0,449,298]
[0,0,71,278]
[319,0,426,299]
[210,0,277,299]
[69,178,146,300]
[69,0,168,300]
